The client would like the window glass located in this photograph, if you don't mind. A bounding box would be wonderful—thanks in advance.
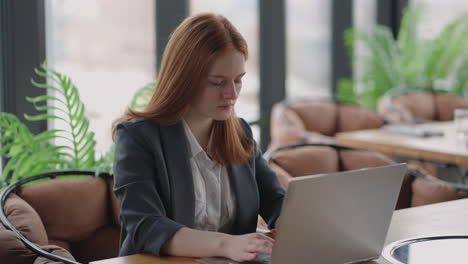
[411,0,468,40]
[286,0,331,99]
[352,0,377,95]
[353,0,377,33]
[46,0,156,154]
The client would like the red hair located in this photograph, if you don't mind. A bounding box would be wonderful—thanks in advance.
[113,13,254,165]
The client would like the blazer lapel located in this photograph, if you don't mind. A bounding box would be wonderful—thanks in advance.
[228,162,259,234]
[159,122,195,228]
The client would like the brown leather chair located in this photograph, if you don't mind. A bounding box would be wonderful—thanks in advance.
[269,100,385,150]
[0,171,120,264]
[377,89,468,124]
[265,143,468,209]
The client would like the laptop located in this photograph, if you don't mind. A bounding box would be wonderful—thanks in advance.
[198,163,407,264]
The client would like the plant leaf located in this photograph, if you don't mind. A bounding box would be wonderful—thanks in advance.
[30,64,99,170]
[130,81,156,111]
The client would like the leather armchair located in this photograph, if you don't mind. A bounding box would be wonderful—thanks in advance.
[377,89,468,124]
[265,143,468,209]
[269,100,385,149]
[0,171,120,264]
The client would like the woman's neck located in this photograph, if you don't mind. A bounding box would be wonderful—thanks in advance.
[184,114,213,151]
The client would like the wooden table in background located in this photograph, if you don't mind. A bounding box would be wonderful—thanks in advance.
[336,122,468,165]
[91,198,468,264]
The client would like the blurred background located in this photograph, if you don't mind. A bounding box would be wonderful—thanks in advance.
[2,3,468,263]
[1,0,468,155]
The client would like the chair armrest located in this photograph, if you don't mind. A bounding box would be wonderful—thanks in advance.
[409,168,468,192]
[32,245,76,264]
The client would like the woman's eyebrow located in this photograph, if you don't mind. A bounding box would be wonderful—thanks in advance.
[208,72,246,78]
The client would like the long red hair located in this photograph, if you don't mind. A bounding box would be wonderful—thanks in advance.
[112,13,254,165]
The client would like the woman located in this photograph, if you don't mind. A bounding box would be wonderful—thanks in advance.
[112,13,285,262]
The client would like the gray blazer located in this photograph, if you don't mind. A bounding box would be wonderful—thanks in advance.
[113,117,285,256]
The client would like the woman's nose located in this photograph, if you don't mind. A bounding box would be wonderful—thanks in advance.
[223,81,238,99]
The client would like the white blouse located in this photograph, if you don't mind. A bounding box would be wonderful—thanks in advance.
[182,121,236,232]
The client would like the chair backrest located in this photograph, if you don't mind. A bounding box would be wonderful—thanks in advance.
[270,100,384,149]
[377,90,468,123]
[267,143,468,210]
[265,143,413,209]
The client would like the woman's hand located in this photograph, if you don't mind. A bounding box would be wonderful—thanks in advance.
[219,233,275,262]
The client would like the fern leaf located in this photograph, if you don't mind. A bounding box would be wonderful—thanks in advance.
[31,64,98,170]
[0,113,35,156]
[26,94,66,106]
[24,113,67,123]
[31,77,63,94]
[95,143,115,175]
[130,81,156,111]
[2,151,29,182]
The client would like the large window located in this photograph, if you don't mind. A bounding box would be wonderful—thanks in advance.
[353,0,377,35]
[411,0,468,40]
[46,0,156,154]
[286,0,331,100]
[352,0,377,95]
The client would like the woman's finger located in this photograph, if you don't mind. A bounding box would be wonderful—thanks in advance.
[245,238,273,254]
[242,252,257,261]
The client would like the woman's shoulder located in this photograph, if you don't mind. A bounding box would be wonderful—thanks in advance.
[118,117,152,128]
[117,117,164,137]
[119,117,151,126]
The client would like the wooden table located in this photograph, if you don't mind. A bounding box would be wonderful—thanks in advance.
[91,198,468,264]
[336,122,468,165]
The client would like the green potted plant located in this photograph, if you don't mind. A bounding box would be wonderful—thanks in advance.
[338,6,468,110]
[0,63,155,187]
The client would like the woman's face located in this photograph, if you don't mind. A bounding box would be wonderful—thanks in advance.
[189,49,245,122]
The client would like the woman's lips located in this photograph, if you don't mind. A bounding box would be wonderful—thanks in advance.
[218,104,233,110]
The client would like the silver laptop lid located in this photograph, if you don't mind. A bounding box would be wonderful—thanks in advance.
[271,163,407,264]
